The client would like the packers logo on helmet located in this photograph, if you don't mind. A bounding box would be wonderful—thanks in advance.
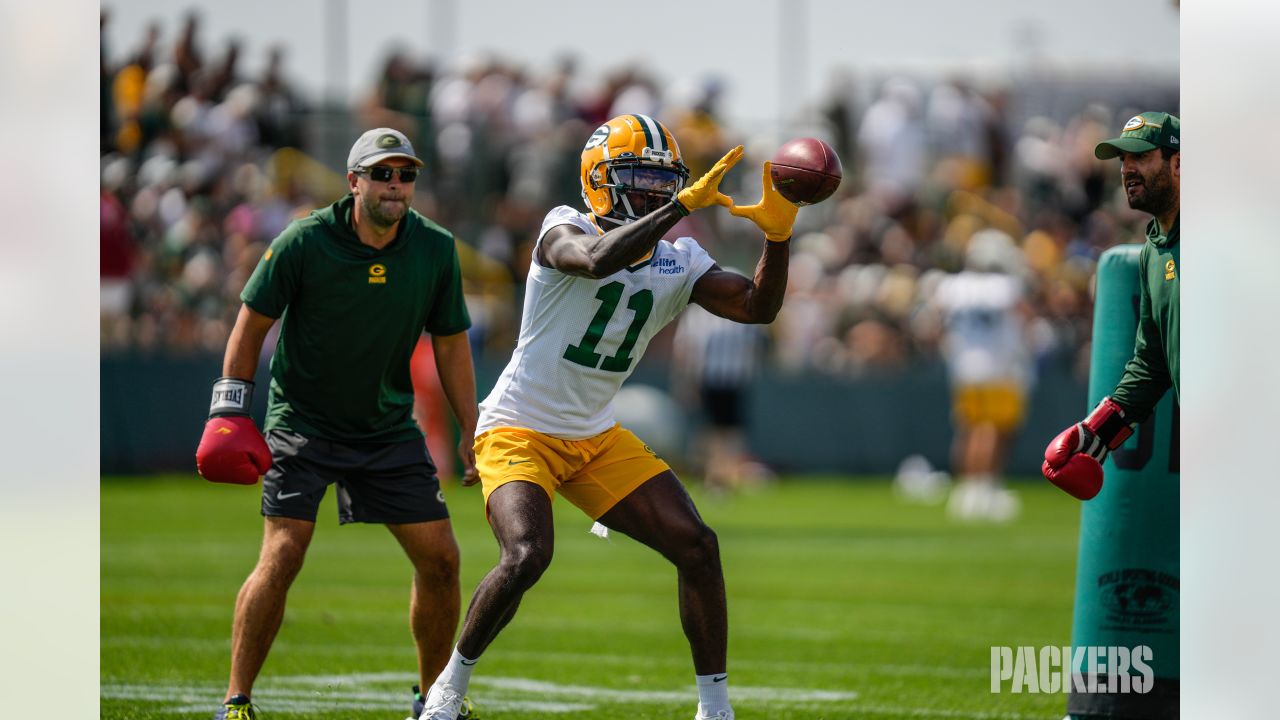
[580,114,689,227]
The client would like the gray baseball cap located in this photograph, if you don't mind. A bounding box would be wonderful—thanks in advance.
[347,128,424,170]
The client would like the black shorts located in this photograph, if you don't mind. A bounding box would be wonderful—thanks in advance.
[700,385,745,429]
[262,430,451,525]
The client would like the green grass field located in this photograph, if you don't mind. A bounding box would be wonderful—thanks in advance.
[102,476,1080,719]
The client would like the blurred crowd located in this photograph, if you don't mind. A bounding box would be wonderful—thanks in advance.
[100,10,1173,386]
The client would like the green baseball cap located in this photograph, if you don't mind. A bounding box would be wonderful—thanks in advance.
[1094,111,1180,159]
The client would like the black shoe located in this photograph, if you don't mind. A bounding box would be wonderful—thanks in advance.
[212,694,258,720]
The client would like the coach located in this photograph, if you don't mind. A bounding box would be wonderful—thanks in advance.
[195,128,478,719]
[1042,112,1180,498]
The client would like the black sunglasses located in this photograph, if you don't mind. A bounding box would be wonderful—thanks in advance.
[357,166,419,183]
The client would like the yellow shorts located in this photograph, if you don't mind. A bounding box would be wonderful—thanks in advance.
[473,425,671,519]
[953,383,1026,433]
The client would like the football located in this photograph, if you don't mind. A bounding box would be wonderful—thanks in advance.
[769,138,843,206]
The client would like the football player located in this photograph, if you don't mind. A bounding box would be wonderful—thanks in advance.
[415,114,797,720]
[934,229,1032,522]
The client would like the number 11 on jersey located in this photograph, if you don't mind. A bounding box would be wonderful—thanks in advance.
[563,281,653,372]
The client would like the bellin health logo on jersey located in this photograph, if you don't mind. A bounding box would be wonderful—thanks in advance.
[655,257,685,275]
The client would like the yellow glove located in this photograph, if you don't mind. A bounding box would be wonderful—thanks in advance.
[675,145,743,213]
[727,161,799,242]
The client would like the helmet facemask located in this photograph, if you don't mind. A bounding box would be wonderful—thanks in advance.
[589,148,689,227]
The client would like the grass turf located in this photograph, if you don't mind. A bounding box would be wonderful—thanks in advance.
[102,475,1079,719]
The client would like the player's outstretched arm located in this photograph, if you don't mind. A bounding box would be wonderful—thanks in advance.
[539,206,686,279]
[689,240,790,325]
[540,146,743,279]
[687,157,796,324]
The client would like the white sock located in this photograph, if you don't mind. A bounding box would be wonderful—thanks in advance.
[695,672,731,715]
[435,647,478,692]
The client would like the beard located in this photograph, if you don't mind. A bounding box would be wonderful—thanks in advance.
[1124,161,1177,218]
[361,193,409,228]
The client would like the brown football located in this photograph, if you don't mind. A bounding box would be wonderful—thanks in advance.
[769,138,843,206]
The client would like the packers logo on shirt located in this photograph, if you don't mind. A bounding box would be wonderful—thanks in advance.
[1164,259,1176,280]
[369,263,387,284]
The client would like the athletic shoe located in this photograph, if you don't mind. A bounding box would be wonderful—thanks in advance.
[410,685,425,720]
[212,694,258,720]
[985,487,1021,523]
[695,709,734,720]
[413,683,479,720]
[946,481,983,521]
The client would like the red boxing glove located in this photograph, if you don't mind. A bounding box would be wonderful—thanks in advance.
[1042,397,1135,500]
[196,378,271,485]
[1042,452,1104,501]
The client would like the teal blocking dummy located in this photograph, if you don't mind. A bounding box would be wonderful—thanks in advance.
[1068,245,1179,719]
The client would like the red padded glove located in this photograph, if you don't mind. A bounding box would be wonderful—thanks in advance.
[1042,397,1134,500]
[195,378,271,485]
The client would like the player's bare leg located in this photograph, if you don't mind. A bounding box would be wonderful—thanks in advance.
[597,470,730,717]
[387,519,461,689]
[951,420,1020,522]
[968,421,999,476]
[225,516,315,700]
[597,471,727,672]
[420,482,553,718]
[455,481,555,655]
[991,430,1012,478]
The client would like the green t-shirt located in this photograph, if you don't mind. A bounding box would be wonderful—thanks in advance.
[1112,216,1179,421]
[241,194,471,442]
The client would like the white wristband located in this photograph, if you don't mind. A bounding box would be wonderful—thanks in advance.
[209,377,254,417]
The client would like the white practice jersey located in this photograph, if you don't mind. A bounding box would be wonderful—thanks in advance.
[935,271,1031,388]
[478,206,717,439]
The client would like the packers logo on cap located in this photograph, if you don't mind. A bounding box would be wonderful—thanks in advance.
[1122,115,1163,136]
[377,134,401,148]
[1095,111,1177,159]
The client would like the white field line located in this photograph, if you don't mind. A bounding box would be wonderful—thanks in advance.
[108,697,594,714]
[100,683,592,713]
[476,676,858,703]
[100,677,854,707]
[105,634,985,679]
[100,675,1043,719]
[830,705,1040,719]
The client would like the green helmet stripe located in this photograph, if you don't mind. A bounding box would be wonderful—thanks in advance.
[633,114,661,151]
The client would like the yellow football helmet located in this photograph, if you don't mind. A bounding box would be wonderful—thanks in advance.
[580,114,690,227]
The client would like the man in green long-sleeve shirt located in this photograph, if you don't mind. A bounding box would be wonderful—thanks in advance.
[1042,111,1180,499]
